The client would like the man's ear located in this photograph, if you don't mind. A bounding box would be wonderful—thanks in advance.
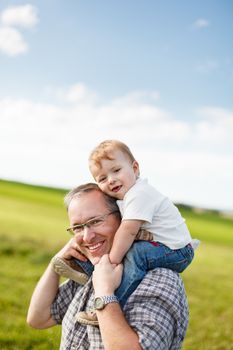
[132,161,140,177]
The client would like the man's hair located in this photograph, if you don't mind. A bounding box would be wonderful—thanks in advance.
[89,140,136,168]
[64,182,120,216]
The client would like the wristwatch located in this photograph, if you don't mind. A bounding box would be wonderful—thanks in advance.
[94,295,119,310]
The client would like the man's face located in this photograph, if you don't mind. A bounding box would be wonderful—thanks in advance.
[68,190,120,264]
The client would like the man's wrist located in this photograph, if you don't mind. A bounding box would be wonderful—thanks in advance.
[94,288,115,296]
[94,294,119,310]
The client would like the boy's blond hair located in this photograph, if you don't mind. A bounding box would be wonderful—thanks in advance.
[89,140,136,168]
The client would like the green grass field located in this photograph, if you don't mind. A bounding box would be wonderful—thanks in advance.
[0,179,233,349]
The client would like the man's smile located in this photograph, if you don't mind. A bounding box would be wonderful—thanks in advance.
[88,242,103,251]
[84,240,106,256]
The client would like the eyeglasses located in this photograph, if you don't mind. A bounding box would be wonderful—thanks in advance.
[66,211,119,236]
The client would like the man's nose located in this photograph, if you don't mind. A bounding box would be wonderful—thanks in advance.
[82,225,95,242]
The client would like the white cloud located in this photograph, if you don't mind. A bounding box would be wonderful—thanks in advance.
[0,26,28,55]
[1,4,38,28]
[112,90,160,106]
[194,107,233,153]
[0,85,232,211]
[198,106,233,121]
[0,4,39,56]
[193,18,210,29]
[45,83,98,104]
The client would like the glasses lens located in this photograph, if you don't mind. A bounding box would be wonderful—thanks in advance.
[88,217,105,228]
[69,225,82,235]
[67,212,115,235]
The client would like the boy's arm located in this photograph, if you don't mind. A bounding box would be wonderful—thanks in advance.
[109,220,144,264]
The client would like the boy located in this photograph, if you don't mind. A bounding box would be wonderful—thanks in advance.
[52,140,196,325]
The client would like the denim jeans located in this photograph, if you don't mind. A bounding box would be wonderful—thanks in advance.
[115,241,194,307]
[74,259,94,276]
[74,241,194,308]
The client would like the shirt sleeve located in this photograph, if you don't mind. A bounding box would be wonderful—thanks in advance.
[122,189,156,223]
[51,279,80,324]
[124,268,189,350]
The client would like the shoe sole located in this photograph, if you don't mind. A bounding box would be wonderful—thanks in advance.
[75,314,99,327]
[51,256,89,285]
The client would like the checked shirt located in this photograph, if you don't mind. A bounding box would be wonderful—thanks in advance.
[51,268,189,350]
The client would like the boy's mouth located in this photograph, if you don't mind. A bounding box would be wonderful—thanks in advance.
[111,185,122,193]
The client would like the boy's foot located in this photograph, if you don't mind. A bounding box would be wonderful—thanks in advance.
[51,256,89,285]
[75,310,99,326]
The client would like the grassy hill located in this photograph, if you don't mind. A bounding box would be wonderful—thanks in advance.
[0,179,233,349]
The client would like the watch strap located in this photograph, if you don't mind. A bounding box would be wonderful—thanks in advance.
[101,295,118,305]
[94,294,119,310]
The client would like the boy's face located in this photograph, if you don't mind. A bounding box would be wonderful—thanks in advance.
[90,150,139,200]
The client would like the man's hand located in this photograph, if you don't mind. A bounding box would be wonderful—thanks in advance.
[93,254,123,296]
[55,238,87,262]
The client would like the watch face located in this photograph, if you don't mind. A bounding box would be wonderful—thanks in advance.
[94,297,104,310]
[94,295,118,310]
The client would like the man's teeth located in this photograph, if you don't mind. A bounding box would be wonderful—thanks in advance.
[89,242,102,250]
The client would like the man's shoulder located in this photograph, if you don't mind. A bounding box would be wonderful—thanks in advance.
[125,267,188,328]
[124,270,189,350]
[146,267,182,282]
[130,268,186,302]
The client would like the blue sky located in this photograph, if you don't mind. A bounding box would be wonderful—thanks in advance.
[0,0,232,211]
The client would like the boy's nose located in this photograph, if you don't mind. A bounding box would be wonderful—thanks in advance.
[108,176,115,185]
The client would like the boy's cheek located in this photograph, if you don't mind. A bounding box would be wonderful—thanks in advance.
[99,184,107,192]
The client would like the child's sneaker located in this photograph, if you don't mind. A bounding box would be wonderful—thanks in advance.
[51,256,89,284]
[75,310,99,326]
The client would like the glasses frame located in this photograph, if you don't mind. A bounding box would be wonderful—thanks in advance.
[66,210,119,236]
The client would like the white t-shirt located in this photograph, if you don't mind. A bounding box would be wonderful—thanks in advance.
[117,178,192,249]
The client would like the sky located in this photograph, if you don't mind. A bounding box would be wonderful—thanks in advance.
[0,0,232,211]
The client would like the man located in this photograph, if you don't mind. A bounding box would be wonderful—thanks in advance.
[27,183,189,350]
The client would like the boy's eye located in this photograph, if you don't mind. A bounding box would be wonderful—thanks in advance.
[99,177,106,183]
[114,168,121,173]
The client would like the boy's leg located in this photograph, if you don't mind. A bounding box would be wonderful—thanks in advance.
[76,259,95,275]
[156,242,194,273]
[51,256,94,284]
[115,241,149,307]
[115,241,194,307]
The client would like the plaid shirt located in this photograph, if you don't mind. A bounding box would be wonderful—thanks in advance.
[51,268,189,350]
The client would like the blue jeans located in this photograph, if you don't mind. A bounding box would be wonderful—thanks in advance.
[74,241,194,308]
